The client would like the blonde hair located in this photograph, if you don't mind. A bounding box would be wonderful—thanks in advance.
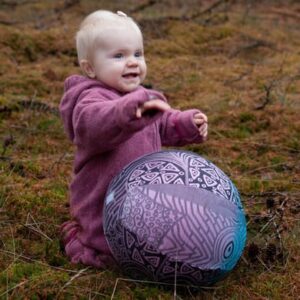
[76,10,142,63]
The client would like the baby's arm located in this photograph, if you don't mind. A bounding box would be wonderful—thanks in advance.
[72,89,163,154]
[159,108,208,146]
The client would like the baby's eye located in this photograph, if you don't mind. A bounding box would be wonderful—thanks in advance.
[113,53,123,59]
[134,51,143,58]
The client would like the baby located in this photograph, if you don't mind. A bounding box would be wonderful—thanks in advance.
[59,10,208,268]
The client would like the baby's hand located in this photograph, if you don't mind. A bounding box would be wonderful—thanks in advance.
[193,112,208,139]
[136,99,171,118]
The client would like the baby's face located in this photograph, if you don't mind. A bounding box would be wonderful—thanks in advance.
[91,25,147,93]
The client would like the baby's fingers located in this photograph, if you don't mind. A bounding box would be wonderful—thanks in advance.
[143,99,171,111]
[194,118,206,126]
[199,123,208,137]
[137,99,171,118]
[136,107,142,118]
[194,112,208,123]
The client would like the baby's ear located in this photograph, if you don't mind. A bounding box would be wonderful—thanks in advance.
[80,59,96,78]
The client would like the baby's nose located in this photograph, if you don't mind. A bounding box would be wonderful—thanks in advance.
[127,57,138,66]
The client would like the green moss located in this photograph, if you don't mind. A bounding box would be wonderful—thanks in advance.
[1,262,43,285]
[239,112,256,123]
[249,179,263,193]
[227,126,252,139]
[37,118,57,131]
[271,156,284,164]
[48,182,67,199]
[41,205,55,216]
[232,157,249,172]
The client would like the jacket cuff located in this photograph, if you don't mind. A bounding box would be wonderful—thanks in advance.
[174,109,201,140]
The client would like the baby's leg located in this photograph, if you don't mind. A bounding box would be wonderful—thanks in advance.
[61,220,114,268]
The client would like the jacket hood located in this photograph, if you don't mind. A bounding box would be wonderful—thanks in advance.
[59,75,106,142]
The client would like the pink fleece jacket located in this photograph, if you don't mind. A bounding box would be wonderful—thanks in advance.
[59,75,205,268]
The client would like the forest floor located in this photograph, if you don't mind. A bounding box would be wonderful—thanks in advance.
[0,0,299,299]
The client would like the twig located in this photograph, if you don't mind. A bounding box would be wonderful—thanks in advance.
[269,7,300,20]
[189,0,232,20]
[55,267,90,299]
[25,213,53,241]
[216,175,298,184]
[230,39,275,58]
[273,199,287,252]
[240,254,249,266]
[110,277,221,299]
[5,270,8,300]
[48,151,68,174]
[254,60,296,110]
[255,80,277,110]
[62,0,80,10]
[224,70,252,85]
[0,249,82,274]
[130,0,158,14]
[243,162,292,175]
[257,256,272,272]
[259,215,276,233]
[0,99,59,116]
[232,140,300,154]
[0,20,19,25]
[110,277,119,300]
[0,253,23,276]
[210,128,226,139]
[241,191,290,198]
[8,225,16,261]
[137,0,233,23]
[59,284,108,298]
[0,0,38,6]
[17,99,59,116]
[54,0,80,17]
[0,280,29,298]
[241,0,252,24]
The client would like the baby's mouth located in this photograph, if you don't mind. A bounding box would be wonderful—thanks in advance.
[122,72,139,79]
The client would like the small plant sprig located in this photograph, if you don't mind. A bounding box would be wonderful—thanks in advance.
[246,193,289,268]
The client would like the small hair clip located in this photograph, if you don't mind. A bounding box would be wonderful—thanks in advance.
[116,11,127,17]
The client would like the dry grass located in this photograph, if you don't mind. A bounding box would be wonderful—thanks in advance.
[0,0,299,299]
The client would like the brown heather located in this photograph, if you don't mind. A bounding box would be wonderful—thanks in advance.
[0,1,299,299]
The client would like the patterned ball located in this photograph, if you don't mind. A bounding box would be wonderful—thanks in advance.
[103,150,247,286]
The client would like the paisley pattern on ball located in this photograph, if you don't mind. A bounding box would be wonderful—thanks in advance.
[104,150,247,285]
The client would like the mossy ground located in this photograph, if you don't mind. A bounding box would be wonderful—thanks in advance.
[0,1,299,299]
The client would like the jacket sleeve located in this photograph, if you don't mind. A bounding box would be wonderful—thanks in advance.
[72,88,161,153]
[159,108,206,146]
